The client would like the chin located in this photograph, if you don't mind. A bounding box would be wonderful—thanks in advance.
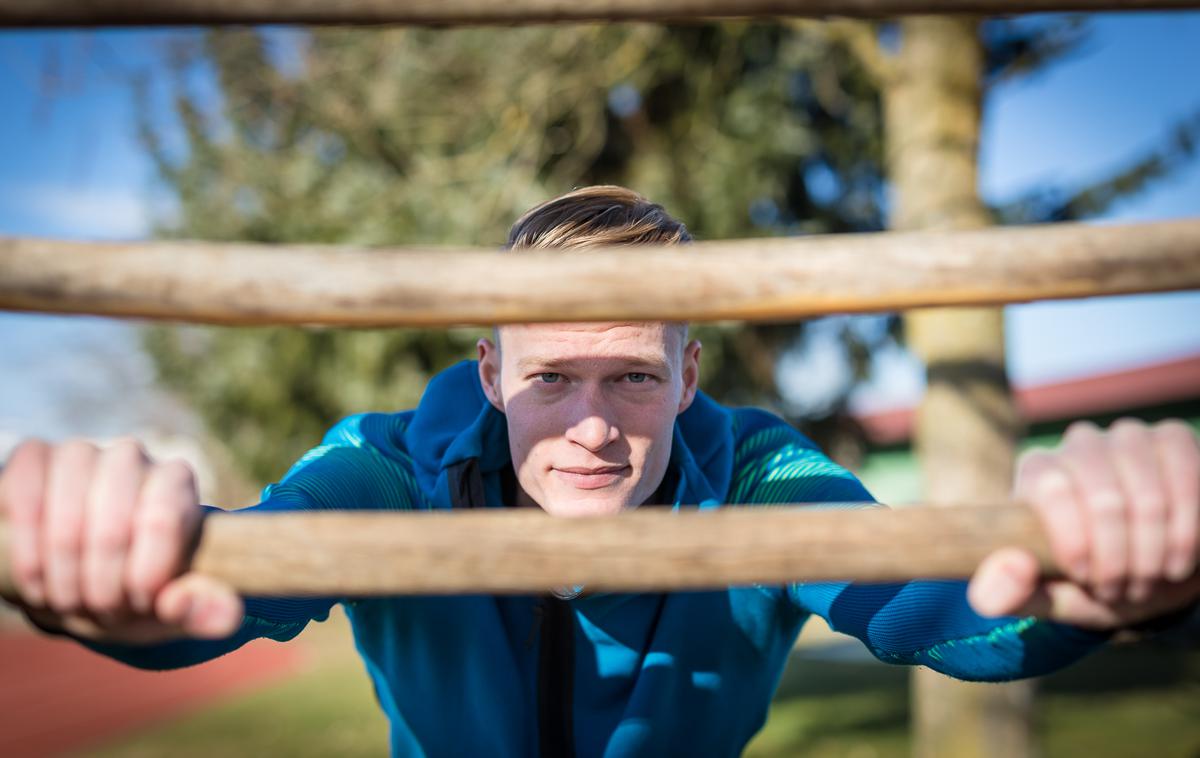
[538,493,632,518]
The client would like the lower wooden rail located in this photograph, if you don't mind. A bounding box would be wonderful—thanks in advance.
[1,504,1058,597]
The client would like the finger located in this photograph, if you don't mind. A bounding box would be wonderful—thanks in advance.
[125,460,201,614]
[1154,420,1200,581]
[42,441,98,614]
[1109,419,1169,602]
[156,573,243,639]
[1060,422,1128,603]
[968,547,1040,618]
[1,440,51,606]
[1016,450,1090,584]
[81,439,148,616]
[1007,581,1125,630]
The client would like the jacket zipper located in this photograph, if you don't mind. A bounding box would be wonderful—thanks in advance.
[536,595,576,758]
[452,459,576,756]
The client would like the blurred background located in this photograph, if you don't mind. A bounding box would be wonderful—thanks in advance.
[0,10,1198,757]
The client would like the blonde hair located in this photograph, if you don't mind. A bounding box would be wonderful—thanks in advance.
[506,185,692,250]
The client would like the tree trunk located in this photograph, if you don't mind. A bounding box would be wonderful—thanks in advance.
[884,16,1036,758]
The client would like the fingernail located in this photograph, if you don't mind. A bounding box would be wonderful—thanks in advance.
[979,574,1018,617]
[1071,562,1089,583]
[1129,581,1150,604]
[1166,556,1192,582]
[183,597,207,633]
[130,591,150,614]
[170,595,193,626]
[23,581,45,607]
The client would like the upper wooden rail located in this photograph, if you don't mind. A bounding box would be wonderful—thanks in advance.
[2,219,1198,326]
[1,0,1197,27]
[0,505,1058,597]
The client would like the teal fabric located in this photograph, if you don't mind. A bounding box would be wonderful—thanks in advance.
[90,360,1106,756]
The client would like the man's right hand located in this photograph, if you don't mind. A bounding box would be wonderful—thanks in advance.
[0,438,242,644]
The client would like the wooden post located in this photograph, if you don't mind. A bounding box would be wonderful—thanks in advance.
[885,15,1036,758]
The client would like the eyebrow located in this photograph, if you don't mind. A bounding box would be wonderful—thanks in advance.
[516,355,671,374]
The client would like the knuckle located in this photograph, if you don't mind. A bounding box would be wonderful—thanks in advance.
[1131,494,1168,523]
[90,524,131,556]
[47,595,81,616]
[1093,563,1126,585]
[128,567,169,599]
[1059,543,1089,568]
[1109,417,1147,436]
[83,584,121,614]
[1168,530,1197,556]
[1087,489,1126,518]
[1131,560,1161,581]
[1108,418,1150,451]
[6,498,41,525]
[155,459,197,492]
[8,438,50,467]
[57,438,99,462]
[46,527,84,555]
[1155,418,1196,441]
[12,556,42,586]
[105,437,149,466]
[136,509,183,540]
[1063,420,1101,445]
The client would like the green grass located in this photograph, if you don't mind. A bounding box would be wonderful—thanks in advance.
[85,613,1200,758]
[746,634,1200,758]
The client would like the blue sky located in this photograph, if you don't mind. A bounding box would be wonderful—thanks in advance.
[0,15,1198,439]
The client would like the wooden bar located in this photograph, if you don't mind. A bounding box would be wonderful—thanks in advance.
[0,505,1058,597]
[0,0,1197,28]
[2,219,1198,327]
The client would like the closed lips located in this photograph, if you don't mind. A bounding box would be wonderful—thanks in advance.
[552,465,630,489]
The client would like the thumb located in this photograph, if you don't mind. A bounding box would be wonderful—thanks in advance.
[156,572,243,639]
[968,547,1041,618]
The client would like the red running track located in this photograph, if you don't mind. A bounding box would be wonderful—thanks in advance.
[0,630,304,757]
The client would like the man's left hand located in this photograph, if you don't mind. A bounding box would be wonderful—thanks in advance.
[968,418,1200,629]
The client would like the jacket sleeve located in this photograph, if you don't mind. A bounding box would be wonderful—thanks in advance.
[79,413,421,670]
[732,421,1108,682]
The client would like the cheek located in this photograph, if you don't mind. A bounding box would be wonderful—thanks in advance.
[620,402,677,464]
[504,402,554,468]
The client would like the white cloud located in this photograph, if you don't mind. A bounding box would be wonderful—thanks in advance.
[1,183,151,240]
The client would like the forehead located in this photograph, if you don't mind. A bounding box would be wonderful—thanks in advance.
[498,322,677,361]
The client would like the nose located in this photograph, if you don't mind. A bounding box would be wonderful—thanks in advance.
[563,385,619,453]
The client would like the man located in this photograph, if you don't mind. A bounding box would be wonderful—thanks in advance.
[2,185,1198,756]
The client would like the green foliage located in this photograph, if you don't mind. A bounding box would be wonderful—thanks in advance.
[138,20,1198,485]
[140,24,888,483]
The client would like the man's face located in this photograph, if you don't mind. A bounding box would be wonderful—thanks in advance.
[478,322,701,517]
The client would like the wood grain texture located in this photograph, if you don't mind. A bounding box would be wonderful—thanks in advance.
[0,505,1057,598]
[1,0,1197,27]
[2,219,1198,326]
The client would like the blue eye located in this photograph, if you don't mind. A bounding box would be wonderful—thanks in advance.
[538,373,562,384]
[626,373,648,383]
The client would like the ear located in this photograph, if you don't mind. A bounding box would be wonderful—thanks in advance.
[677,339,702,414]
[477,337,505,413]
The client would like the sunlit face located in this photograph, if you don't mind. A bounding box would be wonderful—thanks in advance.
[477,323,701,517]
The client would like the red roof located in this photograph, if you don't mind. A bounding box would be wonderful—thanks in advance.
[858,353,1200,446]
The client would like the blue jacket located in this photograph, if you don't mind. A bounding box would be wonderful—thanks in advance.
[93,361,1106,757]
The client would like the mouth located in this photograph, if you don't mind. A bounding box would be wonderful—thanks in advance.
[552,464,630,490]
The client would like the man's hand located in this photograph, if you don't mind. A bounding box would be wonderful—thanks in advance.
[0,438,242,644]
[968,418,1200,629]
